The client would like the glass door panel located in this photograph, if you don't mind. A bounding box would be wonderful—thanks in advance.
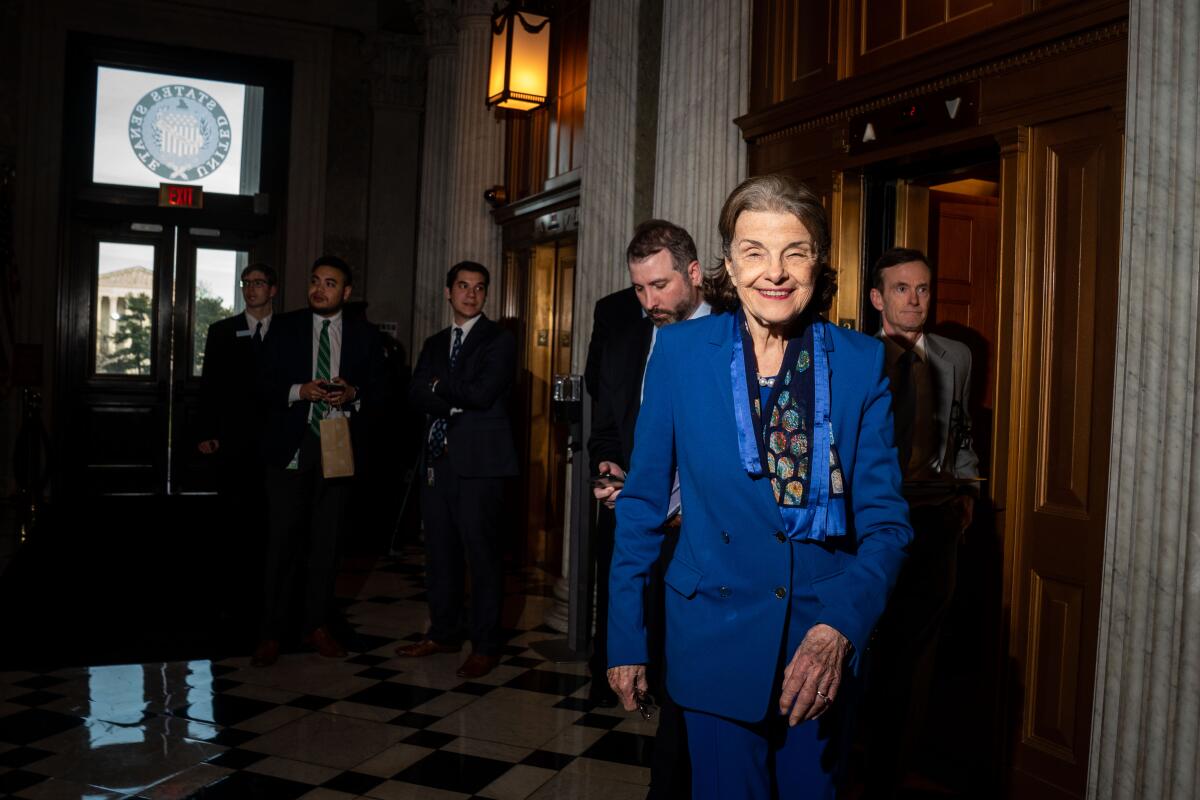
[171,233,260,494]
[94,241,158,376]
[191,247,247,377]
[69,225,174,495]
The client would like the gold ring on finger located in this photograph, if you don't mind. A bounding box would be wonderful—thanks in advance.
[815,690,830,704]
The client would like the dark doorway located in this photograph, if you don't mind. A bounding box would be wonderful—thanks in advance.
[57,36,291,497]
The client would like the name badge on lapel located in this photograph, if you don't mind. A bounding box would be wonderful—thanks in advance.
[236,330,252,338]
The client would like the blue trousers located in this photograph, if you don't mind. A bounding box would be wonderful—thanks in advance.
[682,539,848,799]
[684,709,836,800]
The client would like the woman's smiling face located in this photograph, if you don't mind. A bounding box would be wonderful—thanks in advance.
[726,209,819,330]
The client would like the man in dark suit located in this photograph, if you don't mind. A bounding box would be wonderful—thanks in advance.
[589,220,708,799]
[197,263,276,620]
[251,255,386,667]
[584,285,642,401]
[861,247,981,797]
[397,261,518,680]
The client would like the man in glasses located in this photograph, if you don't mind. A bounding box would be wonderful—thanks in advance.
[197,263,277,628]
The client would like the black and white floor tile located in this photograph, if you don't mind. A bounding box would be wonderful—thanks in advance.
[0,548,653,799]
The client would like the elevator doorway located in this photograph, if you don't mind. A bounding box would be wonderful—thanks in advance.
[859,157,1006,794]
[519,237,576,572]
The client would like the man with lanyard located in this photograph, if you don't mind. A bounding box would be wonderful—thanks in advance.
[398,261,518,680]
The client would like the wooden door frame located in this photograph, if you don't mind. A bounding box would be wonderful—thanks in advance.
[997,110,1124,798]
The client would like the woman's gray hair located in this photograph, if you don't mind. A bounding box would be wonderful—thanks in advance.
[703,174,837,314]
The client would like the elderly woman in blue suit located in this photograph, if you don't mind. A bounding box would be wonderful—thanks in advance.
[607,174,912,798]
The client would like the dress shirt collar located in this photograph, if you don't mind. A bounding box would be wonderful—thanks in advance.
[313,310,343,328]
[453,313,483,341]
[245,310,272,336]
[883,331,927,367]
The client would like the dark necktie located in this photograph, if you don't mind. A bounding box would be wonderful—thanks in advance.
[309,319,332,435]
[892,349,918,471]
[252,320,263,352]
[427,327,463,461]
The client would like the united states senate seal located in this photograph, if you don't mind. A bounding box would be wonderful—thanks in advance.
[128,85,232,182]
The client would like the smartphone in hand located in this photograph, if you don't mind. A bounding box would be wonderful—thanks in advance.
[591,472,625,490]
[318,381,344,394]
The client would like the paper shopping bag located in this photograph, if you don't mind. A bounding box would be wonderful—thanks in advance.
[319,415,355,478]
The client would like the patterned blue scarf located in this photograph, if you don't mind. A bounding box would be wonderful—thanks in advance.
[729,309,847,541]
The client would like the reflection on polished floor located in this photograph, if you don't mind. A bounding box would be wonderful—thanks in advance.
[0,548,653,799]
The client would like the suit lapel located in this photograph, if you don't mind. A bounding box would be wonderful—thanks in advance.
[621,318,654,431]
[431,327,452,377]
[453,316,493,369]
[922,334,955,468]
[705,313,736,422]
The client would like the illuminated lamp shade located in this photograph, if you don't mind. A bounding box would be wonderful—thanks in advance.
[487,3,551,112]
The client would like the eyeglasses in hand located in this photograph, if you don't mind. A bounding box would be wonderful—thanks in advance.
[635,688,657,721]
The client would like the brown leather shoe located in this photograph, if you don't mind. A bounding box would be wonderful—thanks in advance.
[456,653,500,679]
[396,639,462,657]
[250,639,280,667]
[302,626,347,658]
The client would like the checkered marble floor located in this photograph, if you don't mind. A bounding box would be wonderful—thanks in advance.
[0,549,653,799]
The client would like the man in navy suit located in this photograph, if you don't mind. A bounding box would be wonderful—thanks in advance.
[197,263,276,620]
[251,255,386,667]
[398,261,518,680]
[588,219,707,798]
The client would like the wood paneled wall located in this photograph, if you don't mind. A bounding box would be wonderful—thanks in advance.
[746,0,1126,128]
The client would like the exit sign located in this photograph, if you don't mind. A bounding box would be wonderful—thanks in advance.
[158,183,204,209]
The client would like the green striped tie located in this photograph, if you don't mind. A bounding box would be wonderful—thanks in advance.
[310,319,331,435]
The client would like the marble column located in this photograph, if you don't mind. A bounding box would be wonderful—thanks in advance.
[444,0,505,318]
[366,34,424,362]
[410,1,458,350]
[571,0,640,372]
[652,0,751,263]
[1088,2,1200,799]
[542,0,645,640]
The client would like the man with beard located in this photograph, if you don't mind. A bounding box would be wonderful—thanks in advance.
[588,219,708,798]
[251,255,386,667]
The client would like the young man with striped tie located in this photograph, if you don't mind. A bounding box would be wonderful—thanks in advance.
[252,255,385,667]
[398,261,518,680]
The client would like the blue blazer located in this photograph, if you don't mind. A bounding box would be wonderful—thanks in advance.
[607,313,912,722]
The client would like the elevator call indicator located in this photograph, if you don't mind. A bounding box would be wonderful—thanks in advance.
[158,183,204,209]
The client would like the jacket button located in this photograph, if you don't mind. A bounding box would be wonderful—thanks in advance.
[774,587,787,599]
[721,531,731,544]
[719,585,731,598]
[775,531,787,543]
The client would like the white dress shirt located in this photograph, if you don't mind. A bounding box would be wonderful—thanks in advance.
[288,311,344,406]
[245,310,272,339]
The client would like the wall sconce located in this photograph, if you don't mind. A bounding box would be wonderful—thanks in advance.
[487,2,551,112]
[483,185,508,208]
